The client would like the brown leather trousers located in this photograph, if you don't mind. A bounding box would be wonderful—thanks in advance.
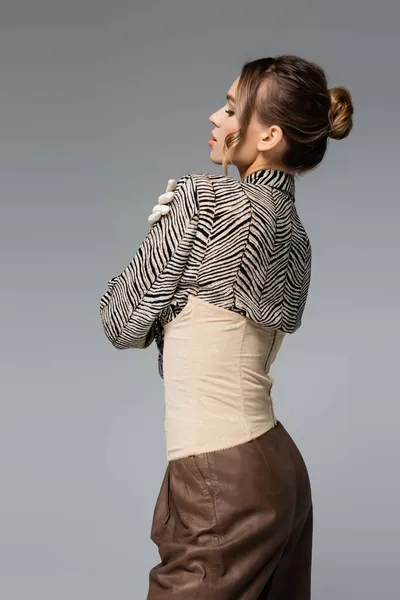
[147,421,313,599]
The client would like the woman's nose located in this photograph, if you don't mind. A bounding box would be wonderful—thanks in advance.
[209,113,217,126]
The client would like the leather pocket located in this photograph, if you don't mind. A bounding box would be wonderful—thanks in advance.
[189,453,214,498]
[150,466,171,543]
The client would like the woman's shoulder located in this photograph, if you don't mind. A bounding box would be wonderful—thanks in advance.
[189,171,238,182]
[188,172,243,188]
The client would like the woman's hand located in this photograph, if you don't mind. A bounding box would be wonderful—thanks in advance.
[148,179,177,226]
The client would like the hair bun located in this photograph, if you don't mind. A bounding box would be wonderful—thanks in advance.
[328,86,353,140]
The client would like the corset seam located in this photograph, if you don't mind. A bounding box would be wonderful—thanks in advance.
[239,320,251,440]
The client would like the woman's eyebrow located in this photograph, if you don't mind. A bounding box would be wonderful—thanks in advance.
[226,93,235,104]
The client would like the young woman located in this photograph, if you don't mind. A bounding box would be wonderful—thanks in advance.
[99,55,353,599]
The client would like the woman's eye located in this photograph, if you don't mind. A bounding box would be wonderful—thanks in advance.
[225,109,235,116]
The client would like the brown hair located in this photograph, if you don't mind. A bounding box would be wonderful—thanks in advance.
[222,55,354,175]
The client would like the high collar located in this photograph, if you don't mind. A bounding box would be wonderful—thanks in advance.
[243,169,295,197]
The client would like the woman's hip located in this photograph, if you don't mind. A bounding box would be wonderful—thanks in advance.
[150,420,312,548]
[148,420,313,599]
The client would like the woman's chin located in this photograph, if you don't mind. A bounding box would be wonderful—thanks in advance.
[209,151,222,165]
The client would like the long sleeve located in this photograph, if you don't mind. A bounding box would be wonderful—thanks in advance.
[99,174,199,349]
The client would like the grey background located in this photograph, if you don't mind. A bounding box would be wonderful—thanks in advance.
[1,1,399,598]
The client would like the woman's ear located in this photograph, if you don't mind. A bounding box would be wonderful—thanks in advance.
[257,125,284,152]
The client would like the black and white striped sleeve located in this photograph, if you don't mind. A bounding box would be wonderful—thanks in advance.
[99,174,199,349]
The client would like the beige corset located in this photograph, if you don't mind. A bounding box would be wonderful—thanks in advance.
[162,294,286,461]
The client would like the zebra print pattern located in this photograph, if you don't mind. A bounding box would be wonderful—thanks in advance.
[99,169,312,378]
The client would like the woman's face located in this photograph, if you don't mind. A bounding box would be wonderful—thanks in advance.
[208,76,287,178]
[208,78,248,165]
[208,77,244,167]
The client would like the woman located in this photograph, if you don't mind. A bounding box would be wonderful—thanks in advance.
[99,55,353,599]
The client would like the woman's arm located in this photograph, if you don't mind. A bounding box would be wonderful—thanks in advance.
[99,174,199,349]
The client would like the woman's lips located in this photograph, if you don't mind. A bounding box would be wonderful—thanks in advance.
[208,139,216,145]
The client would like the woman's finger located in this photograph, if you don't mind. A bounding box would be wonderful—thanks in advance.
[148,211,161,225]
[152,204,170,215]
[148,179,176,227]
[166,179,177,192]
[158,191,174,205]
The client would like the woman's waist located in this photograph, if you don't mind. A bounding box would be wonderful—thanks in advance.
[161,293,282,460]
[163,349,275,426]
[163,372,276,460]
[163,353,275,397]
